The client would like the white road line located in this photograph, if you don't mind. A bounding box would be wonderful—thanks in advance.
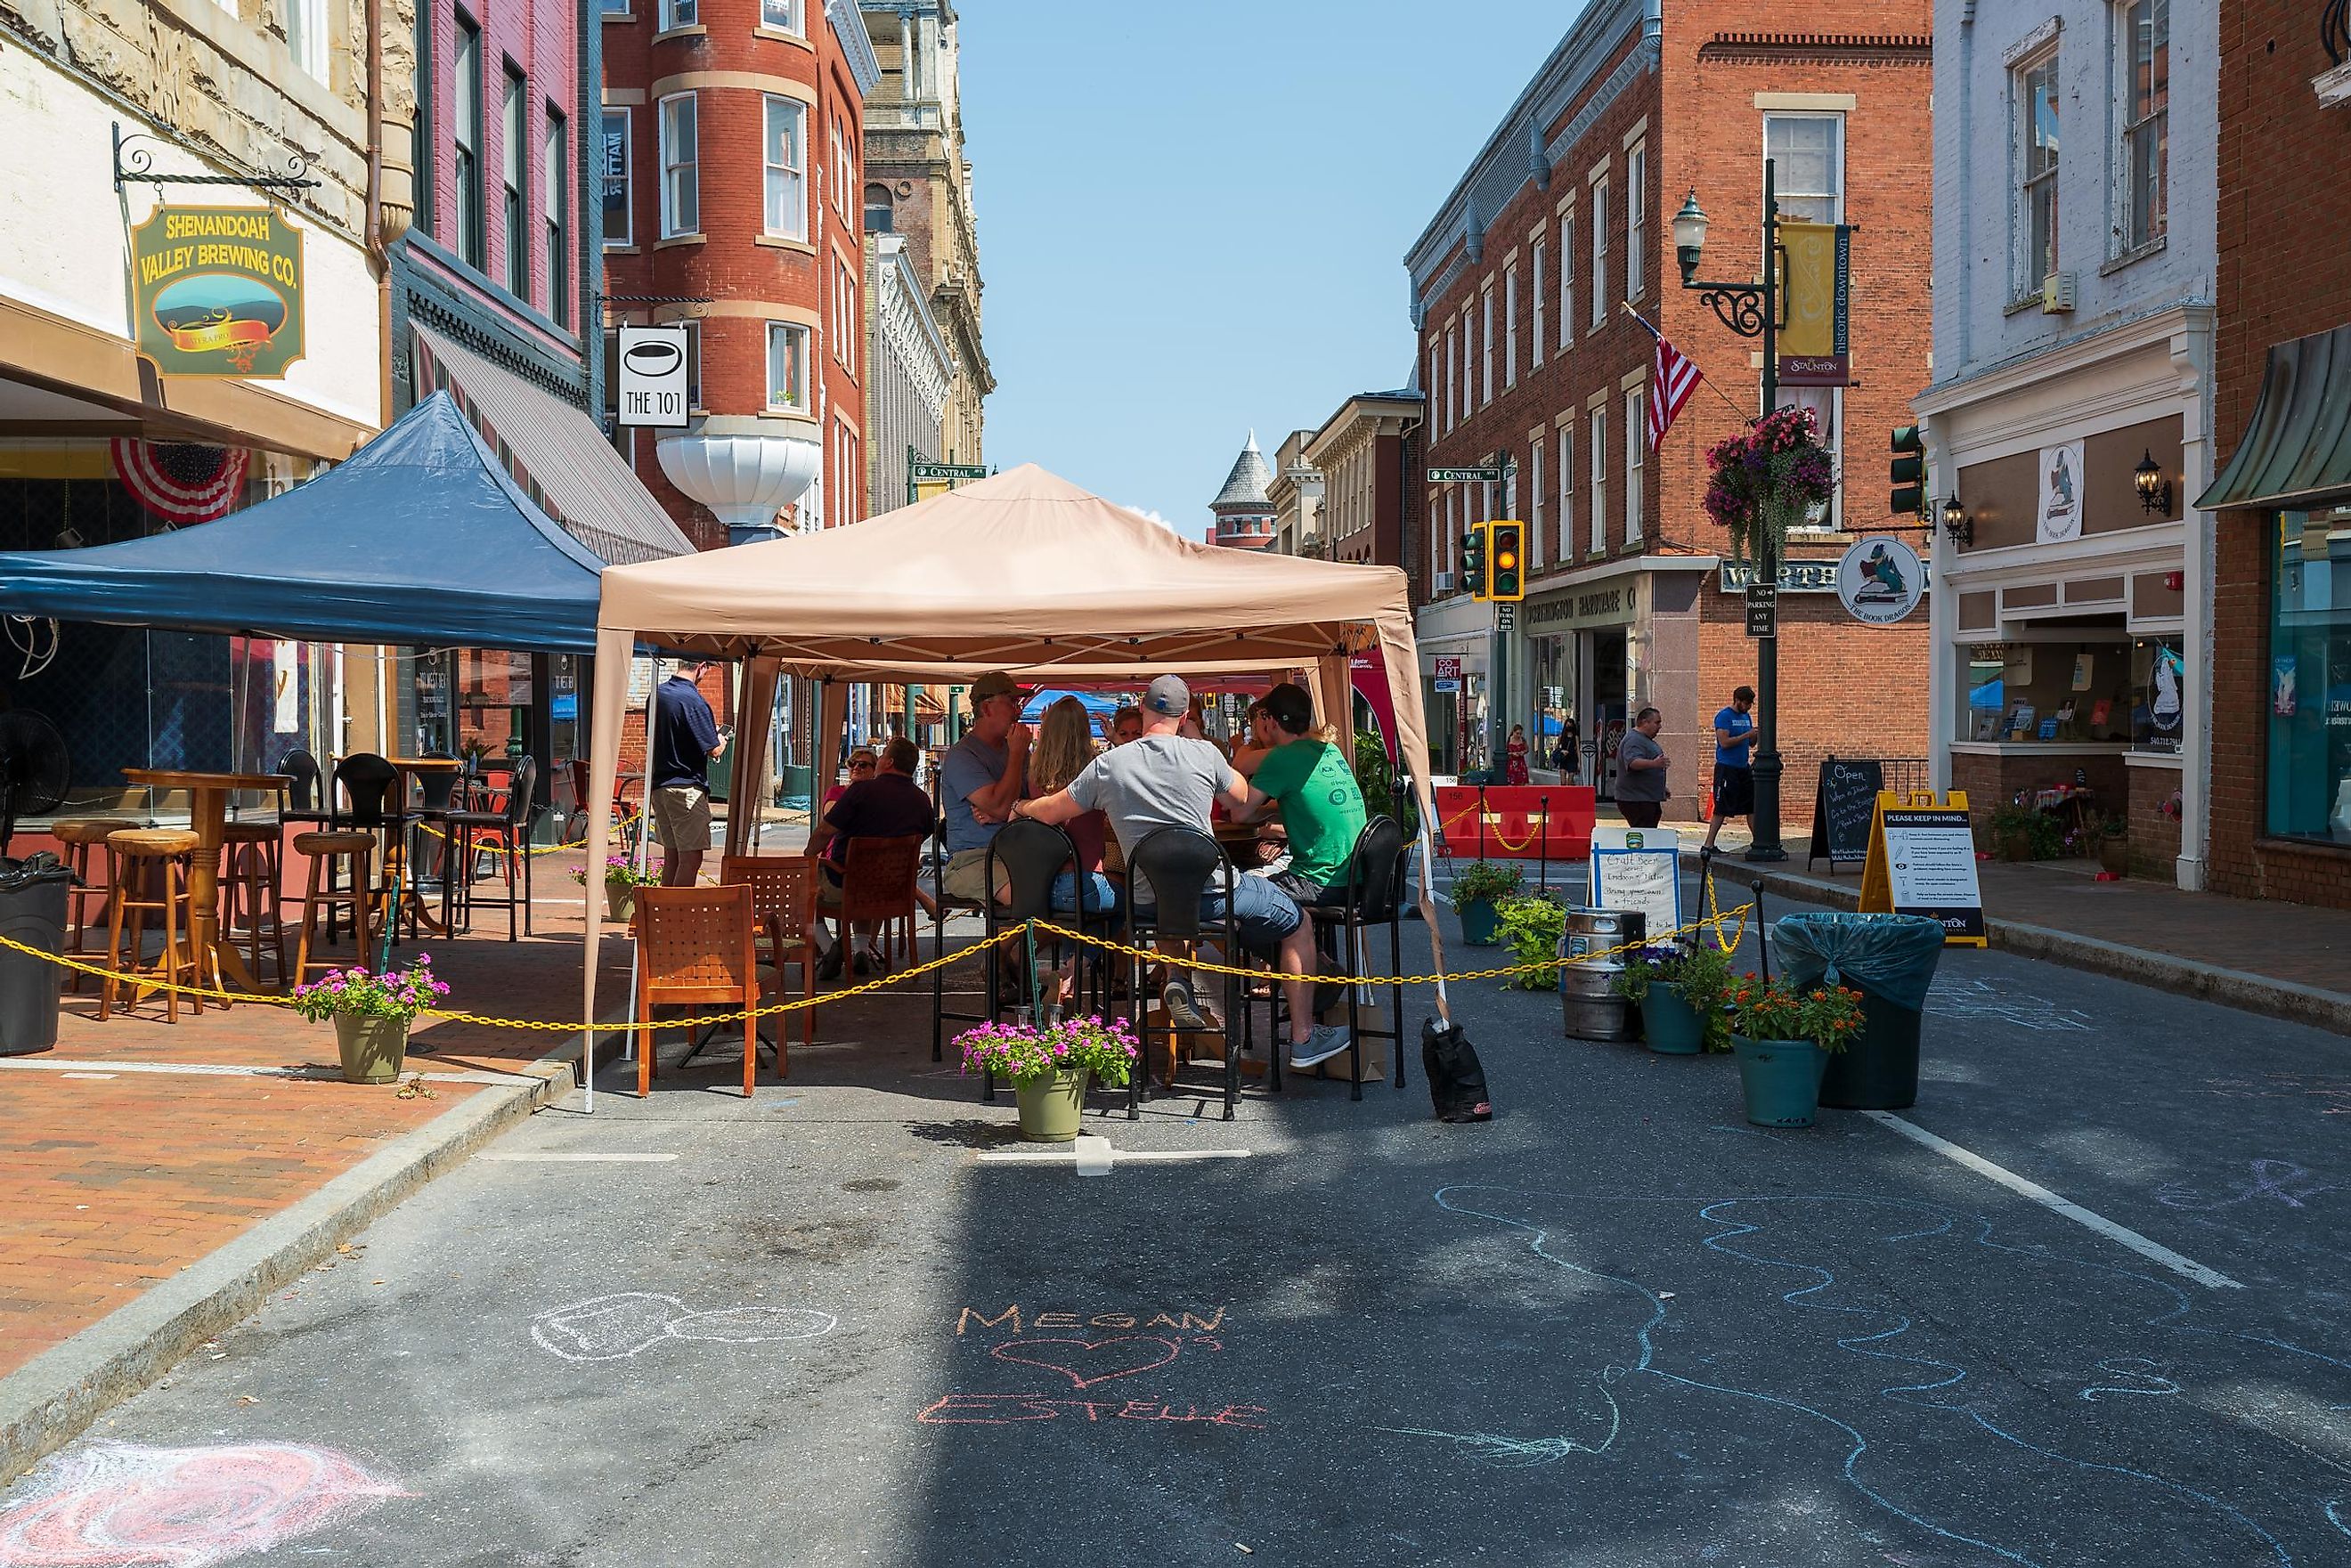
[974,1146,1252,1167]
[59,1071,118,1080]
[1073,1133,1112,1176]
[1863,1110,2242,1290]
[477,1151,680,1163]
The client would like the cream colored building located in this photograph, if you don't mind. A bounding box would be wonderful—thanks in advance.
[1266,428,1324,557]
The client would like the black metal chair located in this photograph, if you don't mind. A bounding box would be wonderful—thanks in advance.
[328,753,404,948]
[1282,816,1411,1101]
[280,749,333,830]
[409,753,463,931]
[973,821,1120,1103]
[436,754,540,940]
[929,825,996,1062]
[1123,825,1265,1122]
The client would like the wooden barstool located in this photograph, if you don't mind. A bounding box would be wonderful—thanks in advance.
[100,828,203,1022]
[220,820,289,988]
[51,817,140,995]
[292,830,379,987]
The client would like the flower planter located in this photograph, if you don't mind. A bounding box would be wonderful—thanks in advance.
[1641,983,1707,1054]
[334,1014,410,1085]
[606,884,637,924]
[1456,898,1501,946]
[1013,1067,1090,1142]
[2098,839,2129,877]
[1730,1035,1826,1127]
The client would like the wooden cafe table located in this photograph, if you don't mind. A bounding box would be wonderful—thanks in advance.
[122,768,292,996]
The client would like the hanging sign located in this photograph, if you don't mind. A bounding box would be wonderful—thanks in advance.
[128,206,305,378]
[1859,789,1988,946]
[272,639,301,735]
[2037,441,2086,543]
[617,326,691,428]
[1836,536,1925,624]
[1776,222,1851,386]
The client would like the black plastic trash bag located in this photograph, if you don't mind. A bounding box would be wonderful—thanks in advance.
[0,853,77,1057]
[1769,912,1948,1111]
[1421,1017,1493,1123]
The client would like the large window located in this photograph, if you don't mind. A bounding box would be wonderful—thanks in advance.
[1588,406,1607,555]
[1765,113,1844,223]
[413,0,433,236]
[1558,209,1574,347]
[502,68,528,297]
[1624,142,1646,302]
[864,183,894,233]
[763,96,808,240]
[1623,386,1645,545]
[600,110,630,247]
[660,0,696,27]
[659,93,699,238]
[288,0,328,83]
[1503,264,1518,389]
[761,0,801,30]
[1444,326,1459,433]
[544,109,567,323]
[1480,288,1494,407]
[1777,386,1842,532]
[1531,239,1547,366]
[1557,423,1574,565]
[1589,178,1608,329]
[2118,0,2168,253]
[767,322,809,411]
[454,13,484,268]
[2016,49,2061,293]
[2268,505,2351,845]
[1527,437,1544,572]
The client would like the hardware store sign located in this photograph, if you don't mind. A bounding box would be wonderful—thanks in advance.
[130,206,305,378]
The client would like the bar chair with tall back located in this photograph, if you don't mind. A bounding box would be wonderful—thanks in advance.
[1122,825,1262,1121]
[719,853,818,1072]
[974,820,1119,1103]
[928,825,996,1061]
[1287,815,1409,1101]
[330,753,405,945]
[837,831,924,970]
[634,882,761,1099]
[436,755,539,939]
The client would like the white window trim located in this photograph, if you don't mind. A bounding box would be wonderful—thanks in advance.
[761,94,808,241]
[1588,175,1609,329]
[1479,289,1494,408]
[1531,238,1547,367]
[2111,0,2168,259]
[657,91,699,240]
[659,0,696,28]
[1557,420,1574,567]
[601,108,631,250]
[1623,142,1646,305]
[1526,430,1545,573]
[766,321,809,411]
[1588,402,1608,555]
[2012,45,2061,303]
[760,0,802,35]
[1623,386,1646,545]
[1762,111,1847,225]
[1504,264,1519,389]
[288,0,329,84]
[1558,207,1575,349]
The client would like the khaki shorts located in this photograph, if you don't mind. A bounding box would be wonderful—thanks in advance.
[940,846,996,906]
[649,784,712,851]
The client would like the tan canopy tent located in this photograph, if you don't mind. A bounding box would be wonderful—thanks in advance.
[582,463,1447,1098]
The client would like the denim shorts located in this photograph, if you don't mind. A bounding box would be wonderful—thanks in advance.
[1049,870,1122,920]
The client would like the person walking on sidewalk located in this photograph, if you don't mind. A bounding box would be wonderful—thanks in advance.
[651,659,731,887]
[1615,707,1669,829]
[1704,685,1763,853]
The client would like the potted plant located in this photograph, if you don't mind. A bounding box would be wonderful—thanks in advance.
[1725,975,1865,1127]
[1615,941,1734,1055]
[1703,404,1840,564]
[2095,815,2130,876]
[1492,891,1566,990]
[290,955,451,1085]
[575,854,658,922]
[1448,860,1523,946]
[956,1013,1139,1142]
[1988,803,2040,863]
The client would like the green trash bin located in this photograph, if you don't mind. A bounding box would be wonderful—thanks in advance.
[1769,913,1947,1111]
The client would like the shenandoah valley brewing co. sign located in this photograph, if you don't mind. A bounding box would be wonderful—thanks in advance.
[129,206,305,378]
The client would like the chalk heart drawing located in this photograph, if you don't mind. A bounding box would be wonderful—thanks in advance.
[989,1336,1185,1390]
[530,1292,837,1363]
[0,1440,406,1568]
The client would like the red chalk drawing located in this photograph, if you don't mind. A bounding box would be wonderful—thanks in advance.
[915,1394,1267,1428]
[0,1441,407,1567]
[988,1336,1184,1389]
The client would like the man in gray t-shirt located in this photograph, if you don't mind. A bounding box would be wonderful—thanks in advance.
[1614,705,1669,829]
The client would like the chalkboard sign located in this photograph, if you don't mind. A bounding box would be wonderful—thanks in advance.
[1807,756,1883,870]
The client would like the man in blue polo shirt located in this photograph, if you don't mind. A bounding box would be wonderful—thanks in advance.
[1704,684,1763,853]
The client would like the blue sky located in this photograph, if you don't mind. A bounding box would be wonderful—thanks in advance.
[957,0,1581,534]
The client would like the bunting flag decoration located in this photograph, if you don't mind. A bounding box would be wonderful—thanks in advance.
[110,438,250,524]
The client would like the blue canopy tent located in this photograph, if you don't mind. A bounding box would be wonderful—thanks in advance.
[0,393,624,653]
[1021,687,1126,724]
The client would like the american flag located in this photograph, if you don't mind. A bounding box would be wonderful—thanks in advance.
[1646,327,1704,451]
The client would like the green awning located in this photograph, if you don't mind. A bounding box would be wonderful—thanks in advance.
[2199,323,2351,511]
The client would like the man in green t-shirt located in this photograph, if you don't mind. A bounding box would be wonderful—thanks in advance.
[1243,682,1369,906]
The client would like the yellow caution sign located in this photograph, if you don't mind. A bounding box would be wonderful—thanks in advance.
[1860,789,1988,946]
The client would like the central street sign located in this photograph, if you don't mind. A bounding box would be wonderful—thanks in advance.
[1428,466,1501,483]
[910,460,988,481]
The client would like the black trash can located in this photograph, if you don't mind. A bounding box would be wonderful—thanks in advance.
[0,855,76,1056]
[1769,912,1947,1110]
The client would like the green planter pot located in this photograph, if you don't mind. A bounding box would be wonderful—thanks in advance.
[1730,1035,1826,1127]
[1641,984,1707,1055]
[334,1013,411,1085]
[1456,898,1501,946]
[606,884,637,925]
[1013,1067,1091,1142]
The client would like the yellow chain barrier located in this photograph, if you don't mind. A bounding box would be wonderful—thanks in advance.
[0,902,1755,1037]
[413,810,645,858]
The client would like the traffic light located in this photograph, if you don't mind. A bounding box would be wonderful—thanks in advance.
[1890,425,1926,517]
[1485,519,1525,601]
[1460,522,1486,597]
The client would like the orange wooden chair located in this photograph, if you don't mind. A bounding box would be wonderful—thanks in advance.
[633,883,760,1099]
[839,832,925,967]
[720,853,818,1072]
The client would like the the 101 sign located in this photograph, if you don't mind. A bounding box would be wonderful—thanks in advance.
[617,326,691,428]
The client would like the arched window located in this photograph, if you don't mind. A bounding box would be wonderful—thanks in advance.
[863,183,894,233]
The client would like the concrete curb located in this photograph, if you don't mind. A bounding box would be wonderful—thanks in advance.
[1692,857,2351,1038]
[0,1033,590,1486]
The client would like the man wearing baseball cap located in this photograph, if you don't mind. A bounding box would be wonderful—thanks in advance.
[936,670,1032,905]
[1015,673,1351,1070]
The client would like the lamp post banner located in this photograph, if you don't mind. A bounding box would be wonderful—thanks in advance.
[1776,222,1850,386]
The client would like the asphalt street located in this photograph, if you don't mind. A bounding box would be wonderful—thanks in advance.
[4,879,2347,1568]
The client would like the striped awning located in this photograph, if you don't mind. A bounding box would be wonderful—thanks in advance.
[2198,323,2351,512]
[411,323,695,565]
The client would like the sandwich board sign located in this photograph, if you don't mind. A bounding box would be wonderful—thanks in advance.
[1859,789,1987,946]
[1590,825,1681,946]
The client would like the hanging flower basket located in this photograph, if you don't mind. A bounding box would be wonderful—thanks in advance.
[1704,405,1839,564]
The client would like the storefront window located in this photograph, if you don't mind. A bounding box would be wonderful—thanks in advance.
[2266,505,2351,846]
[1958,637,2151,745]
[1527,633,1578,776]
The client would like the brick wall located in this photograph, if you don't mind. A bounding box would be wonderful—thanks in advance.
[2127,769,2184,879]
[2204,0,2351,909]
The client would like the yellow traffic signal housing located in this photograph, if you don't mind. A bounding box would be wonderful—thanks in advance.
[1485,519,1525,601]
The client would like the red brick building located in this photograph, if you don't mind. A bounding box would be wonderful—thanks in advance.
[2197,1,2351,906]
[1404,0,1934,812]
[601,0,879,547]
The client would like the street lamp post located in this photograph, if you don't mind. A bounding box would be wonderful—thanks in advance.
[1672,159,1788,862]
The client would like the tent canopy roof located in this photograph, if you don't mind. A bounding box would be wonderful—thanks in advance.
[0,393,630,653]
[595,462,1404,673]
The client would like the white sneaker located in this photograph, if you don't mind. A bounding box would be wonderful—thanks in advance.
[1289,1025,1350,1069]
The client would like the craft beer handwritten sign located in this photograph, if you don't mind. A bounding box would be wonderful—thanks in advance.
[129,206,305,378]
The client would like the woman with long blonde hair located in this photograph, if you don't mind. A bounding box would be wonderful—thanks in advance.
[1026,696,1118,1007]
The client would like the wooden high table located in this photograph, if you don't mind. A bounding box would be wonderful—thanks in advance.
[123,768,292,995]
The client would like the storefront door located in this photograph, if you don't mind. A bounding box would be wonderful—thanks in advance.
[1588,629,1628,800]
